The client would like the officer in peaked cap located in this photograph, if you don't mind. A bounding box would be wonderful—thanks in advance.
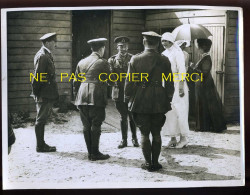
[74,38,111,161]
[108,36,139,149]
[124,31,174,171]
[31,32,58,152]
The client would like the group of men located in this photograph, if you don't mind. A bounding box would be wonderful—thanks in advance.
[31,31,174,172]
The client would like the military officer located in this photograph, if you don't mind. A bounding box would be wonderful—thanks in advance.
[74,38,110,161]
[31,32,58,152]
[124,32,174,171]
[108,36,139,149]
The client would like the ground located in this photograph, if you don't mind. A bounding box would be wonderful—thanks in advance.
[7,100,243,188]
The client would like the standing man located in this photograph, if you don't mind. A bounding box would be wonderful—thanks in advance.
[124,32,174,171]
[108,36,139,149]
[74,38,110,161]
[31,32,58,152]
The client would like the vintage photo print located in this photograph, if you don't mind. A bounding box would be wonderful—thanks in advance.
[1,6,244,189]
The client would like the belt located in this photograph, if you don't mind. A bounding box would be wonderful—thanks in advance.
[82,78,105,84]
[136,81,162,88]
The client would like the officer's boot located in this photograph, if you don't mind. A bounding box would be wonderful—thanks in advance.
[140,134,152,171]
[35,124,44,150]
[118,120,128,149]
[36,124,56,152]
[151,135,162,171]
[130,120,139,147]
[90,126,110,161]
[83,130,92,160]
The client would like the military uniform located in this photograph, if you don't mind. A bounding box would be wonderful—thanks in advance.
[124,32,174,171]
[108,36,139,148]
[74,38,110,161]
[31,32,58,152]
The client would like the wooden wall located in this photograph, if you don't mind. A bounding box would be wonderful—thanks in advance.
[145,9,226,30]
[224,11,240,122]
[110,10,145,56]
[145,9,240,122]
[7,11,72,113]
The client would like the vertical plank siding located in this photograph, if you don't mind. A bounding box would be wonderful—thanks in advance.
[7,11,72,113]
[224,11,240,122]
[145,9,226,30]
[6,9,240,122]
[205,26,225,100]
[145,9,239,122]
[111,10,145,56]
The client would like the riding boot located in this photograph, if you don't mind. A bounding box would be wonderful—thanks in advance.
[118,120,128,148]
[83,130,91,160]
[151,135,162,171]
[90,126,110,161]
[140,134,152,171]
[35,124,44,148]
[36,124,56,152]
[130,120,139,147]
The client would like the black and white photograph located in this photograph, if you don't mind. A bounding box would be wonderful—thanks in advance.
[1,6,244,189]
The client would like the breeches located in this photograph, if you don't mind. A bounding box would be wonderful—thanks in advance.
[115,101,133,121]
[78,105,105,133]
[35,99,54,125]
[132,113,166,137]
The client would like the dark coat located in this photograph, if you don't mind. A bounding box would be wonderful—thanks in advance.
[124,49,174,114]
[31,46,59,100]
[108,53,133,102]
[74,52,110,107]
[195,55,227,132]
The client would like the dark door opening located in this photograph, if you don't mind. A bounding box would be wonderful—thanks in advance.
[72,10,111,73]
[72,10,111,100]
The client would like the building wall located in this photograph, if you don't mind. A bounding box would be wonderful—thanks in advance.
[224,11,240,122]
[145,9,240,122]
[7,11,72,113]
[145,9,226,30]
[110,10,145,56]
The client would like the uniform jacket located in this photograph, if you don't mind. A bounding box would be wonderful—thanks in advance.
[74,52,110,107]
[31,46,59,100]
[108,53,133,102]
[124,49,174,114]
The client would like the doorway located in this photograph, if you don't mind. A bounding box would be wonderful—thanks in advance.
[72,10,111,99]
[72,10,111,73]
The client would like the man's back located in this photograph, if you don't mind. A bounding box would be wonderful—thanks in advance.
[74,52,110,107]
[125,49,174,113]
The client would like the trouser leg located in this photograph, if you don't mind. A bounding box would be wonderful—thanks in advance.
[151,133,162,165]
[90,125,110,161]
[151,114,165,170]
[129,112,139,147]
[128,112,137,139]
[140,131,152,164]
[35,124,45,148]
[89,106,109,161]
[35,100,55,152]
[121,120,128,141]
[116,102,128,148]
[79,105,92,158]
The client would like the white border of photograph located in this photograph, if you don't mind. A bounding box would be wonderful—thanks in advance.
[1,5,245,189]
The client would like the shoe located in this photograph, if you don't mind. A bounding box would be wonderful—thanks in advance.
[118,140,127,149]
[36,143,56,152]
[90,151,110,161]
[152,163,163,171]
[141,163,153,172]
[175,140,188,148]
[166,140,177,148]
[132,139,139,147]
